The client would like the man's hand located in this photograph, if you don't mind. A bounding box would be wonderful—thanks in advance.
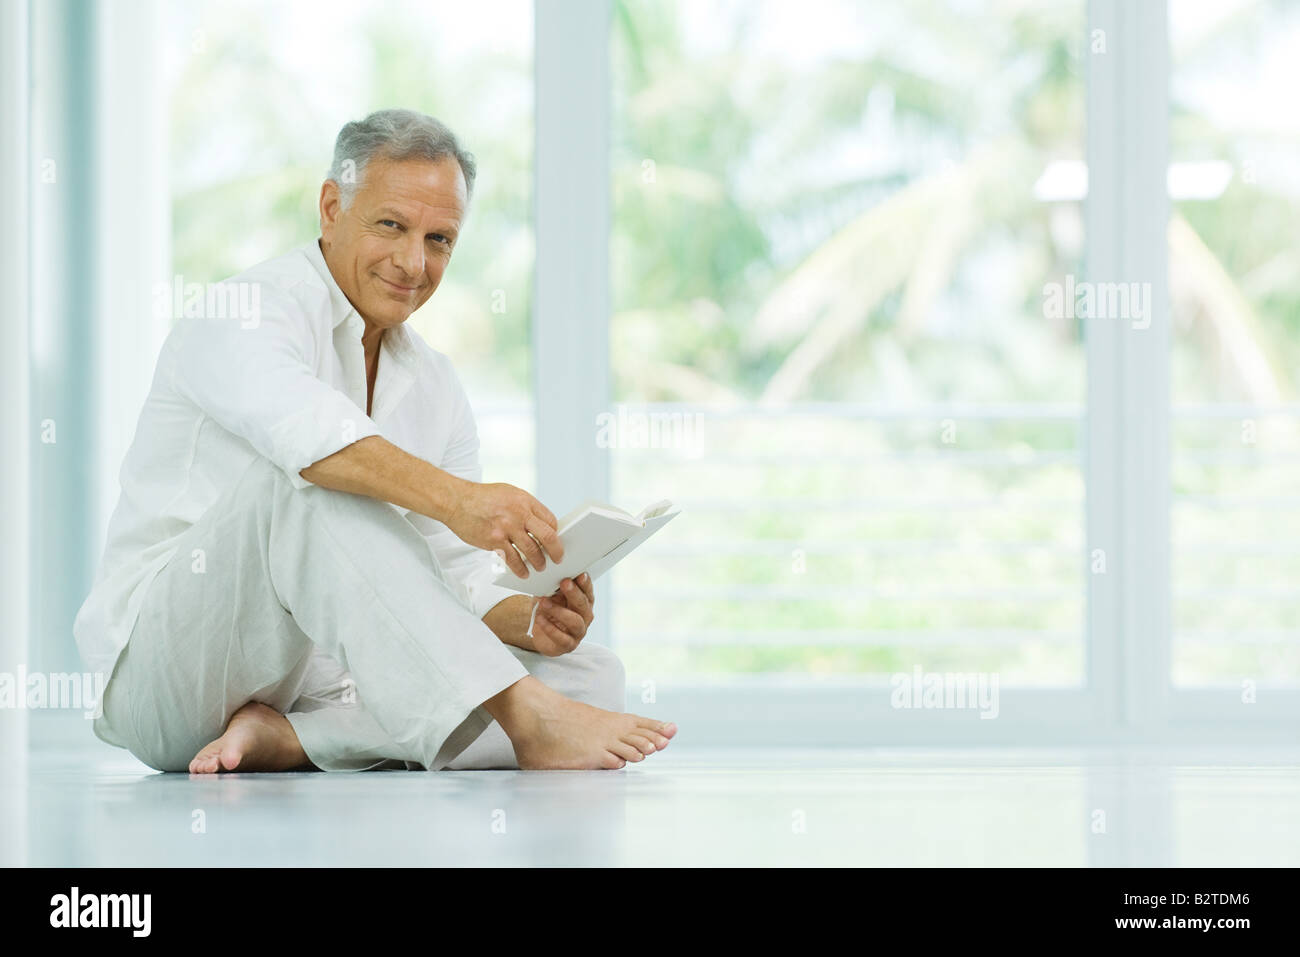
[443,479,563,578]
[529,573,595,656]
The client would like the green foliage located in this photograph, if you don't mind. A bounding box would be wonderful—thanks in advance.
[169,0,1299,684]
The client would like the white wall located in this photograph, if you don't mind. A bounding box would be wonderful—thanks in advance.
[1,0,31,866]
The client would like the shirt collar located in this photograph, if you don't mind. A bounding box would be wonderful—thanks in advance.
[304,238,359,330]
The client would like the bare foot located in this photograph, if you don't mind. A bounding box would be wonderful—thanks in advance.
[486,676,677,770]
[188,702,314,774]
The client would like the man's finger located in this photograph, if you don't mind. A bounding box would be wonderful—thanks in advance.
[535,614,577,655]
[558,578,592,623]
[542,600,585,636]
[526,517,564,564]
[540,599,586,638]
[530,499,558,530]
[497,543,529,579]
[533,614,562,653]
[514,528,547,571]
[577,572,595,607]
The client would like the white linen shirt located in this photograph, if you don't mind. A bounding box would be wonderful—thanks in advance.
[74,238,522,680]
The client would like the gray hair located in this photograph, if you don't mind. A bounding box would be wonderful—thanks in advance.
[327,108,478,209]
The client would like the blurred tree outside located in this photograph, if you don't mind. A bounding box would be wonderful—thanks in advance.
[167,0,1300,685]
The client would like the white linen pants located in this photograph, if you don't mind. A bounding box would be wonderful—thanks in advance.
[92,456,626,772]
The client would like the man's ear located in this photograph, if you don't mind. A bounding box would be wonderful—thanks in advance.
[319,180,342,240]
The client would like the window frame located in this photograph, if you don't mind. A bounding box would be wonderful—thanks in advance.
[532,0,1299,744]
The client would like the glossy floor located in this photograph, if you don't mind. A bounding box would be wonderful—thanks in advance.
[6,741,1300,866]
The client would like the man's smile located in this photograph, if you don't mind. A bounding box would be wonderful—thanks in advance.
[377,275,420,294]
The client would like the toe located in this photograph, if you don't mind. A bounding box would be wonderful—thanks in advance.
[638,730,670,749]
[637,717,676,739]
[189,745,219,774]
[610,740,644,763]
[624,733,657,755]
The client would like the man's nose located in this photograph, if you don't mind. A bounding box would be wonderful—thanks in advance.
[390,234,425,279]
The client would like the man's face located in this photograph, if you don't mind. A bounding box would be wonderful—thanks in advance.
[318,154,467,331]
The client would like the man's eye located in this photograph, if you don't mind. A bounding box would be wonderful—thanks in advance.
[379,220,400,229]
[430,234,451,245]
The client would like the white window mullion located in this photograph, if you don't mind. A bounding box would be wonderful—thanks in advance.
[1084,0,1124,731]
[1085,0,1171,732]
[533,0,612,645]
[1118,0,1172,730]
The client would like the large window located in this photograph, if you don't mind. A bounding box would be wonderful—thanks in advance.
[609,0,1088,687]
[1169,0,1300,688]
[33,0,1289,743]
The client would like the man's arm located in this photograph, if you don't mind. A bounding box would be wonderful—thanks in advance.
[481,595,537,649]
[164,290,558,579]
[300,434,562,578]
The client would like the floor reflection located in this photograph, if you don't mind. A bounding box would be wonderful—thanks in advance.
[0,716,26,867]
[21,746,1300,866]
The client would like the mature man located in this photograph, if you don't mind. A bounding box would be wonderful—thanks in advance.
[74,109,675,773]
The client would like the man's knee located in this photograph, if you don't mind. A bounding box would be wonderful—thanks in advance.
[232,455,347,512]
[228,454,402,543]
[234,454,293,497]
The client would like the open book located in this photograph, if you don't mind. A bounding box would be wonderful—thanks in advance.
[491,499,681,598]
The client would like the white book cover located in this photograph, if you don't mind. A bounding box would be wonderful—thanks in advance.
[490,499,681,598]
